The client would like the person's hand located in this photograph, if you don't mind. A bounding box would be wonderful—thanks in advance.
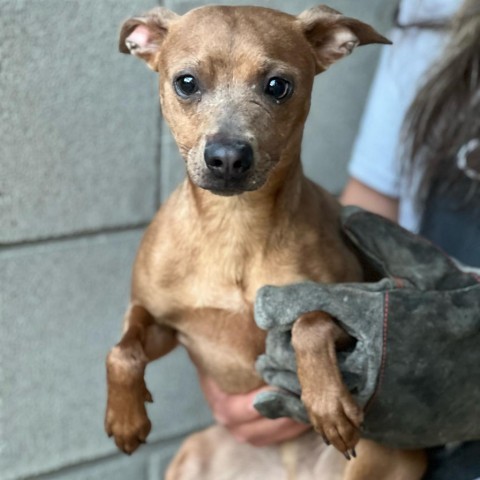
[253,206,480,449]
[198,372,310,446]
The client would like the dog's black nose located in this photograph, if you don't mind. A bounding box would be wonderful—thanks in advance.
[204,140,253,180]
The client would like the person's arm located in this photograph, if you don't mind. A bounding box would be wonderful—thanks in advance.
[340,177,399,221]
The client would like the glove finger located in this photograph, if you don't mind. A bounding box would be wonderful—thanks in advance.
[253,390,309,424]
[258,366,302,395]
[256,352,294,374]
[264,329,297,370]
[341,206,475,290]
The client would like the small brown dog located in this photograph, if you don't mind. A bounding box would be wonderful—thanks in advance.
[105,5,427,479]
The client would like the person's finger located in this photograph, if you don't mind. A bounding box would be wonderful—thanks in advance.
[229,416,311,447]
[211,388,266,427]
[199,375,268,426]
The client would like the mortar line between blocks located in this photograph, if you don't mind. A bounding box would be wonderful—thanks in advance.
[0,222,149,253]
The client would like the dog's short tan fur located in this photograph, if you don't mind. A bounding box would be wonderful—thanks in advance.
[105,5,427,479]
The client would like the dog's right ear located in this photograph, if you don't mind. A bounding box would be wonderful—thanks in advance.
[119,7,179,71]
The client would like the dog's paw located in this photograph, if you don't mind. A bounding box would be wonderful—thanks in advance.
[302,386,363,457]
[105,381,153,454]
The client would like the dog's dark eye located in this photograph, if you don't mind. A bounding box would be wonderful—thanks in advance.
[265,77,292,102]
[174,75,199,98]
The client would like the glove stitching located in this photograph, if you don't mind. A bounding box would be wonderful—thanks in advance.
[364,290,389,415]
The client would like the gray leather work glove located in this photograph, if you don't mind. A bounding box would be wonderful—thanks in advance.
[253,207,480,449]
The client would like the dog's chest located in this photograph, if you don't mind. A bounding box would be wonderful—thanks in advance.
[136,198,356,391]
[159,252,310,392]
[169,244,312,314]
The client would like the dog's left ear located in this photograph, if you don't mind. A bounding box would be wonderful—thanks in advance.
[297,5,391,73]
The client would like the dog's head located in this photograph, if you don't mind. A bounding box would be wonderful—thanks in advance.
[120,5,389,196]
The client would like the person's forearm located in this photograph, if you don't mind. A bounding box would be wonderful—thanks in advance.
[340,178,399,222]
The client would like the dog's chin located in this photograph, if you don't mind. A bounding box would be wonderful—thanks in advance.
[205,188,244,197]
[192,177,265,196]
[199,184,251,197]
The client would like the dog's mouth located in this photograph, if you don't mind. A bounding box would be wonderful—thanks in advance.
[196,177,261,196]
[205,187,244,197]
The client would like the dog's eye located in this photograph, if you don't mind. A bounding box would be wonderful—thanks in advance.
[265,77,292,102]
[174,75,199,98]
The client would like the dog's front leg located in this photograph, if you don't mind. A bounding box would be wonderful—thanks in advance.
[291,312,363,456]
[105,304,177,454]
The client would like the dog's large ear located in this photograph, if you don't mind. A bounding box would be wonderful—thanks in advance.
[297,5,391,73]
[119,7,179,71]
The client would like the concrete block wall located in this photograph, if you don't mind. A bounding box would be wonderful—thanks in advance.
[0,1,394,479]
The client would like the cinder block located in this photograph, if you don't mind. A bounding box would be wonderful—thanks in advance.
[159,0,395,196]
[0,232,212,480]
[43,438,182,480]
[47,453,148,480]
[0,0,160,243]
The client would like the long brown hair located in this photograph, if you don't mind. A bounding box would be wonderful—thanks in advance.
[401,0,480,211]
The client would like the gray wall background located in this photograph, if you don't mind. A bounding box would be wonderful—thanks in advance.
[0,1,395,478]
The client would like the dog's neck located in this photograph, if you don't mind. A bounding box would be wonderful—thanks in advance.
[185,156,307,230]
[177,153,345,290]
